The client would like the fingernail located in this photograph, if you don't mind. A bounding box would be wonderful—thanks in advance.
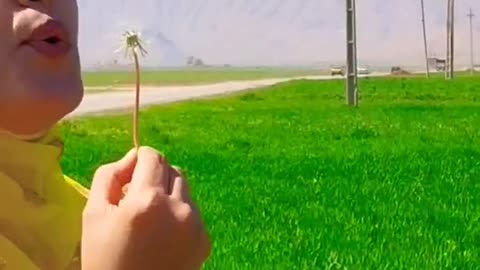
[172,165,183,174]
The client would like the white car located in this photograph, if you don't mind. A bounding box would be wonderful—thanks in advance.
[357,66,370,75]
[330,67,345,76]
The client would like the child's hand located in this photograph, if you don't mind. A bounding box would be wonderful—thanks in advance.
[81,147,211,270]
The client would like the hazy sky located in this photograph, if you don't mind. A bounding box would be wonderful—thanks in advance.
[78,0,480,68]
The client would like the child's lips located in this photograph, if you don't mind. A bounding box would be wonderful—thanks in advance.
[26,39,71,58]
[22,20,71,58]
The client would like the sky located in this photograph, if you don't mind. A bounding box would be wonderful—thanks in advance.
[77,0,480,69]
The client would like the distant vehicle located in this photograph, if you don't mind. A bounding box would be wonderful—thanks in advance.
[357,66,370,75]
[330,67,345,76]
[463,65,480,72]
[330,66,370,76]
[391,66,402,73]
[390,66,411,76]
[427,58,446,72]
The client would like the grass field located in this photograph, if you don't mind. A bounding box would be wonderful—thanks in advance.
[82,68,325,88]
[61,76,480,269]
[388,70,480,79]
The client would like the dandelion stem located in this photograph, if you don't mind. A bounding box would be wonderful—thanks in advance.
[120,30,147,149]
[133,51,140,149]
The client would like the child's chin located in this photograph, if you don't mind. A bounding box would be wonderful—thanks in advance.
[0,128,48,141]
[0,85,83,137]
[0,101,74,138]
[20,74,84,106]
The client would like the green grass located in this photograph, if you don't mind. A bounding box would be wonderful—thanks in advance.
[82,68,325,88]
[389,71,480,79]
[61,76,480,269]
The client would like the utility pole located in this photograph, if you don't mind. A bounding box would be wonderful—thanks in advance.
[446,0,455,79]
[346,0,358,106]
[421,0,430,78]
[353,0,358,95]
[468,8,475,75]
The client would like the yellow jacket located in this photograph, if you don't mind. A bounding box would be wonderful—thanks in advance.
[0,129,88,270]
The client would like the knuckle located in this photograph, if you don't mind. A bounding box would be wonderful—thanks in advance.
[138,146,158,158]
[137,146,151,154]
[94,164,115,178]
[138,146,167,164]
[176,203,195,225]
[135,189,166,213]
[125,189,169,225]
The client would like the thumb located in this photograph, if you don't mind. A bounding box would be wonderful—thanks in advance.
[88,149,138,206]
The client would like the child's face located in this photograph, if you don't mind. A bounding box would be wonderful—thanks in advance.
[0,0,83,136]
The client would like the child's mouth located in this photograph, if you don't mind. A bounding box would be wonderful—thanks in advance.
[44,36,61,45]
[22,20,71,59]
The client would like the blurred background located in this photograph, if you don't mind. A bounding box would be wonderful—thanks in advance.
[78,0,480,71]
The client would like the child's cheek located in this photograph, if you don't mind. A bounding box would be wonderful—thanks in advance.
[0,9,16,97]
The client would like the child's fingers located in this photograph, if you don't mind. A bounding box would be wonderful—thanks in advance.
[128,146,170,195]
[88,149,137,206]
[169,168,191,203]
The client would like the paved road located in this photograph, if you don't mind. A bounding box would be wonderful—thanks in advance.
[66,73,388,118]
